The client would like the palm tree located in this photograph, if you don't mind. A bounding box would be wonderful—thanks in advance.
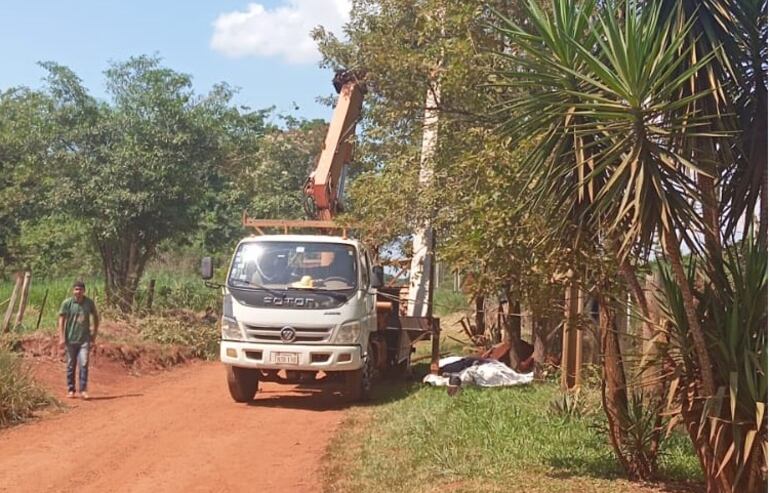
[492,0,767,490]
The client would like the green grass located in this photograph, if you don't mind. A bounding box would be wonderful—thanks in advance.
[434,287,470,317]
[0,346,57,427]
[135,268,221,313]
[0,270,220,335]
[138,315,220,360]
[0,277,100,333]
[324,376,702,493]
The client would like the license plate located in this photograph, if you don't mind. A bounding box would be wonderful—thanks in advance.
[271,352,299,365]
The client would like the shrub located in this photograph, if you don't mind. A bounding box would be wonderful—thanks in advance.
[134,277,221,313]
[0,347,55,427]
[139,316,219,360]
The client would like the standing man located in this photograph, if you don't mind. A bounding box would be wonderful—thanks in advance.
[58,280,99,399]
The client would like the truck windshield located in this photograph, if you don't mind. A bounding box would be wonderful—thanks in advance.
[228,241,358,291]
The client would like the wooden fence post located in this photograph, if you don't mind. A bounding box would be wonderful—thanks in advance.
[14,271,32,328]
[561,282,583,390]
[146,279,156,311]
[35,288,49,332]
[2,273,23,333]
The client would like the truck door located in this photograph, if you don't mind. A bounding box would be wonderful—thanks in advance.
[360,249,376,332]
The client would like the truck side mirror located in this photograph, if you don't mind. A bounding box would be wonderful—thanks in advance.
[371,265,384,289]
[201,257,214,280]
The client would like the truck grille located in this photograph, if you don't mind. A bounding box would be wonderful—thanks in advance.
[243,324,333,343]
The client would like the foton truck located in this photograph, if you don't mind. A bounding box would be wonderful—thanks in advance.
[202,71,438,403]
[202,234,384,402]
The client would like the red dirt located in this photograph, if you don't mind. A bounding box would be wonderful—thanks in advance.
[18,333,195,373]
[0,358,346,492]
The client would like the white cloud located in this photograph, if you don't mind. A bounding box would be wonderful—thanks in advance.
[210,0,351,64]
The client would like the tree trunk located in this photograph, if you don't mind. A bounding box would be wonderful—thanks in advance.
[618,258,666,463]
[146,279,156,311]
[475,294,485,339]
[618,256,654,345]
[661,227,715,397]
[97,234,153,312]
[761,160,767,248]
[507,299,522,369]
[561,283,582,390]
[601,295,659,480]
[697,171,730,292]
[598,292,633,476]
[532,316,546,378]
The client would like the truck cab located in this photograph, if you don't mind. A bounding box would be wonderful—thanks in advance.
[208,234,382,402]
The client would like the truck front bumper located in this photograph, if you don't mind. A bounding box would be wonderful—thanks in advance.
[220,340,363,372]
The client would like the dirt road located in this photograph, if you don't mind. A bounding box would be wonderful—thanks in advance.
[0,361,346,493]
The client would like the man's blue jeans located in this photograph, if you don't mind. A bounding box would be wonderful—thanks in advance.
[65,342,90,392]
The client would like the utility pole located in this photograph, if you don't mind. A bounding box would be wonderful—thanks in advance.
[408,6,444,375]
[407,81,440,319]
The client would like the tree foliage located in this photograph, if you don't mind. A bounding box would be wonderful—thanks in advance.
[0,55,335,310]
[0,88,56,272]
[316,0,766,490]
[34,56,268,309]
[492,0,767,490]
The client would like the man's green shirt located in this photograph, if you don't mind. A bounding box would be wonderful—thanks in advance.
[59,297,96,344]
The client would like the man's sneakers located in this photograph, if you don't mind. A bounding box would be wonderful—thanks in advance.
[66,391,76,398]
[80,391,90,400]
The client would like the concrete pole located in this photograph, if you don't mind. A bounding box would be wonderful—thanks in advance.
[407,82,440,318]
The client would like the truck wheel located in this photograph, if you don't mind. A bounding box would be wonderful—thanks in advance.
[344,346,374,402]
[226,365,259,403]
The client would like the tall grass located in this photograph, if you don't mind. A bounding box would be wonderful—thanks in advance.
[134,269,221,313]
[433,287,469,316]
[0,270,220,335]
[0,277,100,333]
[139,316,219,360]
[0,346,56,427]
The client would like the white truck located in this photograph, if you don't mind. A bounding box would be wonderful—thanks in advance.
[201,234,384,402]
[202,71,438,403]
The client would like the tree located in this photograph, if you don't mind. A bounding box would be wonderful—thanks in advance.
[314,0,543,242]
[247,118,327,220]
[0,88,56,275]
[493,0,767,489]
[43,56,268,311]
[315,0,572,369]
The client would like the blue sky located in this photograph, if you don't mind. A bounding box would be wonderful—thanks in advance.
[0,0,351,121]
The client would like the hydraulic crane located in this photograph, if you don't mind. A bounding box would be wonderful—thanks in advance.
[298,69,440,376]
[303,70,366,221]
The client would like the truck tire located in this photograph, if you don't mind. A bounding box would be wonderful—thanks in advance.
[344,346,374,402]
[226,365,259,403]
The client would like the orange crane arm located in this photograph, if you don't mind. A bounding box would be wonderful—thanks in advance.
[303,71,365,220]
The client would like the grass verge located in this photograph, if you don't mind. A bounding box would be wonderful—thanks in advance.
[138,315,219,360]
[0,346,57,427]
[0,271,220,335]
[324,375,702,493]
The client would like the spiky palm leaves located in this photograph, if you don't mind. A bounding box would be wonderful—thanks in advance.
[658,233,767,491]
[492,0,767,490]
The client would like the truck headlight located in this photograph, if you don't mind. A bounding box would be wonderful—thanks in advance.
[333,321,361,344]
[221,317,243,340]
